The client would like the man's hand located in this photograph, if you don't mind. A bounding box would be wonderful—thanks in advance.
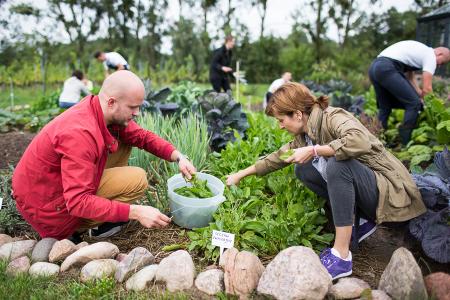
[284,146,314,164]
[129,205,171,228]
[222,66,233,73]
[178,157,196,180]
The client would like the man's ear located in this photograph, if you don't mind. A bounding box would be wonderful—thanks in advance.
[107,97,116,107]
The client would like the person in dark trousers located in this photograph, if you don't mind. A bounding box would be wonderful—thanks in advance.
[368,40,450,145]
[209,35,235,93]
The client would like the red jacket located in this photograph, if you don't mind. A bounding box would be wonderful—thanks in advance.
[12,95,175,240]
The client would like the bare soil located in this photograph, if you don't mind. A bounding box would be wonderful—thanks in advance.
[2,131,448,291]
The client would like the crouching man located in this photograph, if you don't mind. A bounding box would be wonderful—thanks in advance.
[12,70,195,242]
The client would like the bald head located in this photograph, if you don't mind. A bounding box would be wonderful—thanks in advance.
[99,70,145,103]
[434,47,450,65]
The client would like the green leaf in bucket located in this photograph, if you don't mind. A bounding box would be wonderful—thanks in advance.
[280,149,294,160]
[174,174,214,198]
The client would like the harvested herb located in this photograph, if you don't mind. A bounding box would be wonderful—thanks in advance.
[280,149,294,160]
[174,174,214,198]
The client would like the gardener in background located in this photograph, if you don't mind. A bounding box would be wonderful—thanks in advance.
[226,82,426,280]
[264,71,292,109]
[12,70,196,243]
[94,50,130,78]
[368,40,450,145]
[209,34,235,93]
[59,70,92,108]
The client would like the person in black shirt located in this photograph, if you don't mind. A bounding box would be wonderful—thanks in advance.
[210,35,235,93]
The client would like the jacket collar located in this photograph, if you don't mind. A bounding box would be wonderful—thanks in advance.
[91,95,118,153]
[305,104,324,143]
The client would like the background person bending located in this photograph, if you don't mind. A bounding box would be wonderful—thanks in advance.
[94,50,130,78]
[368,40,450,144]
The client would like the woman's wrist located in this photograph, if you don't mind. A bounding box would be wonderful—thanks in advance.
[313,145,319,157]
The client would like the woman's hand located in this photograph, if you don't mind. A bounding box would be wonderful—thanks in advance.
[284,146,314,164]
[226,172,243,186]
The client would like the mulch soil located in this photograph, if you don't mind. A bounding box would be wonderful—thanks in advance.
[2,130,449,291]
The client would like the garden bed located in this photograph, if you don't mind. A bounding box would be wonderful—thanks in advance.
[1,131,448,292]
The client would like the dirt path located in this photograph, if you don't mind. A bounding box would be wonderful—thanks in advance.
[0,131,36,170]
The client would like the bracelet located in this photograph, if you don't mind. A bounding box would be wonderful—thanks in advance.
[313,145,319,157]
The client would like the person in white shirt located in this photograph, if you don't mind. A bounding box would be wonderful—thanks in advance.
[368,40,450,144]
[59,70,91,108]
[94,51,130,78]
[264,72,292,109]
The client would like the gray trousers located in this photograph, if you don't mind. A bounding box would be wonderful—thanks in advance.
[294,157,379,227]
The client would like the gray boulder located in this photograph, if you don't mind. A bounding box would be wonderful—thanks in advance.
[6,256,31,276]
[329,277,370,299]
[32,238,58,263]
[0,234,13,247]
[125,264,159,291]
[61,242,119,272]
[80,259,119,283]
[155,250,195,292]
[29,262,60,277]
[378,247,427,300]
[195,269,224,296]
[115,247,154,283]
[257,246,332,300]
[0,240,37,261]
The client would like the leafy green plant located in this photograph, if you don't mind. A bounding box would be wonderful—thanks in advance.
[129,112,210,212]
[197,91,249,151]
[188,112,333,261]
[174,175,214,198]
[0,174,28,235]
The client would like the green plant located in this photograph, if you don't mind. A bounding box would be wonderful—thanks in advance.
[0,174,28,234]
[188,113,333,261]
[130,112,210,212]
[197,91,249,151]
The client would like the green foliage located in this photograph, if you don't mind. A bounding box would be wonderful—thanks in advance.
[197,91,249,151]
[130,112,210,212]
[188,113,332,261]
[0,173,28,234]
[174,175,214,198]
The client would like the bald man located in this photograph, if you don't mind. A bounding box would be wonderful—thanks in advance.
[369,40,450,144]
[12,71,196,242]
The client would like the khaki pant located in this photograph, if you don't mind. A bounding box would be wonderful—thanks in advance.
[78,143,148,230]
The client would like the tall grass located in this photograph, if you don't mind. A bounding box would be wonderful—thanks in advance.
[129,112,210,212]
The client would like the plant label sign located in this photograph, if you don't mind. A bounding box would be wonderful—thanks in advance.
[212,230,235,258]
[0,197,2,210]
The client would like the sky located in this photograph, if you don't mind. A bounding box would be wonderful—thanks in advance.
[1,0,418,53]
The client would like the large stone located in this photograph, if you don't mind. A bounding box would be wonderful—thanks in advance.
[155,250,195,292]
[32,238,58,263]
[6,256,31,276]
[0,240,37,261]
[378,247,428,300]
[116,253,127,262]
[370,290,392,300]
[48,239,77,263]
[195,269,224,296]
[115,247,154,283]
[424,272,450,300]
[61,242,119,272]
[80,259,119,283]
[0,234,13,247]
[257,246,332,300]
[220,247,264,299]
[125,264,159,292]
[329,277,370,299]
[75,242,89,250]
[29,262,60,277]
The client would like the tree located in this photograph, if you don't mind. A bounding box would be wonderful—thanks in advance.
[295,0,328,63]
[253,0,268,38]
[142,0,169,68]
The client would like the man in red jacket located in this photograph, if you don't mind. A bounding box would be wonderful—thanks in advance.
[12,70,196,241]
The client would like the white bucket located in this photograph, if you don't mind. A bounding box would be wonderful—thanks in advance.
[167,172,226,229]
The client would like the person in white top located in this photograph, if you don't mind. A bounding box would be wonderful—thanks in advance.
[368,40,450,144]
[94,51,130,78]
[264,72,292,109]
[59,70,91,109]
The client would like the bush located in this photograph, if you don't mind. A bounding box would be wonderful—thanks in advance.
[0,174,28,235]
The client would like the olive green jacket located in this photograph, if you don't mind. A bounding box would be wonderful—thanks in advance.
[254,105,426,223]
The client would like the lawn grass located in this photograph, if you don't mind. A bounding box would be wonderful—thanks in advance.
[0,260,196,300]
